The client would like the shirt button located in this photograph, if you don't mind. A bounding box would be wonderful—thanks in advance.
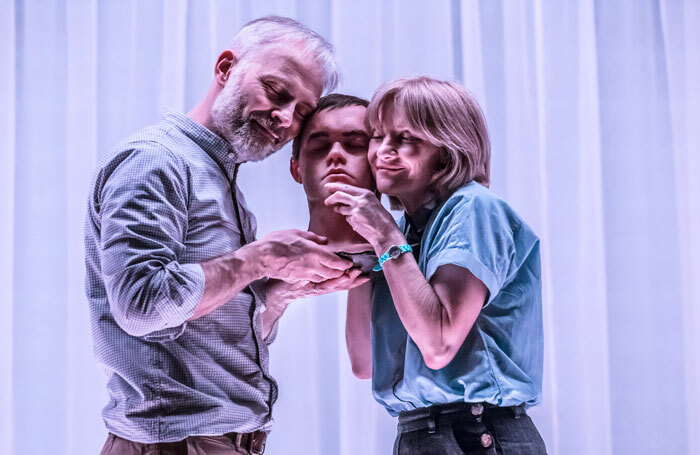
[480,433,493,448]
[228,152,235,159]
[471,403,484,416]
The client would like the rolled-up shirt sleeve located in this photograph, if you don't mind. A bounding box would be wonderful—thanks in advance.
[98,144,205,338]
[424,194,516,308]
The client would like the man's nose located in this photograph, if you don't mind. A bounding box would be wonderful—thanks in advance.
[271,103,294,130]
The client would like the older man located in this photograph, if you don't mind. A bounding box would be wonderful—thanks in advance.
[85,16,361,455]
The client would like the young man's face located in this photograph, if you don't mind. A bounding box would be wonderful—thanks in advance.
[291,105,374,202]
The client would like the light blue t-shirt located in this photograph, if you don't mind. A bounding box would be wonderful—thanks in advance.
[370,182,543,416]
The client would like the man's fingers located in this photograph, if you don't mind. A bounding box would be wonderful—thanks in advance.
[295,230,328,244]
[309,264,349,280]
[348,275,371,289]
[313,272,353,292]
[346,269,370,288]
[307,273,327,283]
[313,269,370,293]
[315,248,353,270]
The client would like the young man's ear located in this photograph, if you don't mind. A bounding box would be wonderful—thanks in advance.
[214,50,239,87]
[289,158,303,184]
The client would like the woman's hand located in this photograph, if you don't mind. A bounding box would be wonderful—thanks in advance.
[323,182,405,254]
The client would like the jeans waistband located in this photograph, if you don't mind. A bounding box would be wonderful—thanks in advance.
[397,402,526,434]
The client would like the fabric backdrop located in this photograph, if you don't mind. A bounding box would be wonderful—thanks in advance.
[1,0,698,454]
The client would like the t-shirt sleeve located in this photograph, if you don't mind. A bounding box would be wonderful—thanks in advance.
[424,194,516,306]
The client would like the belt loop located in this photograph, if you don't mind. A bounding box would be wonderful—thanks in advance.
[251,431,267,455]
[471,402,485,423]
[513,404,524,419]
[427,407,437,434]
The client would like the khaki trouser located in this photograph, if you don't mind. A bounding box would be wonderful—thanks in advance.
[100,431,266,455]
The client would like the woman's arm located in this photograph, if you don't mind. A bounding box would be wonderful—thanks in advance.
[381,248,487,370]
[325,182,487,370]
[345,281,373,379]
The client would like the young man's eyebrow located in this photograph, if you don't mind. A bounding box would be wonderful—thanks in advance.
[342,130,370,137]
[307,131,330,141]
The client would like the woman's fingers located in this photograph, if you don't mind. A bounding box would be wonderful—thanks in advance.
[332,205,353,216]
[324,190,357,208]
[324,182,367,196]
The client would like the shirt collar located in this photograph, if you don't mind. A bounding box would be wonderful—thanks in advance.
[162,108,239,180]
[405,199,438,234]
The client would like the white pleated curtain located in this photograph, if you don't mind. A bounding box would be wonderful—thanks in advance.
[1,1,698,454]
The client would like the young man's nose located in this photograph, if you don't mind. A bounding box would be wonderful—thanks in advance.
[326,142,347,164]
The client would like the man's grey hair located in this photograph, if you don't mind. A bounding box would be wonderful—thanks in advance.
[231,16,340,94]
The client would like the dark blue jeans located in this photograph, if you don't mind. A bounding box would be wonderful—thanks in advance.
[394,402,547,455]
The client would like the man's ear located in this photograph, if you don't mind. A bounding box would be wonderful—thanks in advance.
[214,50,239,87]
[290,158,303,184]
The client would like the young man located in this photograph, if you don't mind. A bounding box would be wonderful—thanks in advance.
[284,94,378,376]
[260,95,377,323]
[289,94,374,251]
[85,17,363,455]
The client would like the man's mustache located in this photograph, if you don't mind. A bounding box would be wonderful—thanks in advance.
[248,113,282,142]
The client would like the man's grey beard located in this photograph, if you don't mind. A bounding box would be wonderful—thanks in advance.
[210,70,285,163]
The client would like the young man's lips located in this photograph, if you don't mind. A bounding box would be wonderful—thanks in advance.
[324,170,353,181]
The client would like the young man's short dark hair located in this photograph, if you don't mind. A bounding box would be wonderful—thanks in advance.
[292,93,369,160]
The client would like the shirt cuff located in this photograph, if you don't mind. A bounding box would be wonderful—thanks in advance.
[144,263,205,341]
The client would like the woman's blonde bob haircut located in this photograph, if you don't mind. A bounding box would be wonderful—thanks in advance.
[366,76,491,209]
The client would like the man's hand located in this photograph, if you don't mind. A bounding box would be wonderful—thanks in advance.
[255,229,354,282]
[262,269,369,339]
[192,230,352,321]
[267,269,370,305]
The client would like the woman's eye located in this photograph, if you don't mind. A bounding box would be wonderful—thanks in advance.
[400,134,415,143]
[370,135,384,141]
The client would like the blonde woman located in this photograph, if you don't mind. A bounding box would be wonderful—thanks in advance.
[326,76,547,454]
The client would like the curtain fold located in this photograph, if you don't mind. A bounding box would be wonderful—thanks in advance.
[0,3,16,455]
[3,1,698,453]
[661,1,700,454]
[65,2,101,455]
